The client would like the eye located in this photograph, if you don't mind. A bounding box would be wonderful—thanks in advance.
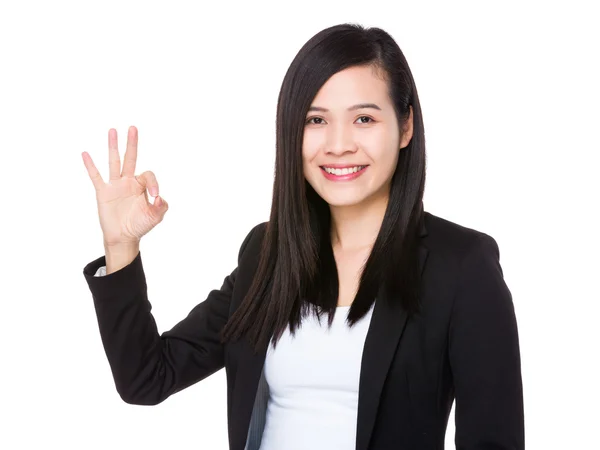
[356,116,374,124]
[306,117,325,125]
[305,116,375,125]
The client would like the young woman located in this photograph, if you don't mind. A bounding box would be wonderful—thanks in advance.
[82,23,524,450]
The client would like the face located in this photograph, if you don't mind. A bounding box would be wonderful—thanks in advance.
[302,65,413,209]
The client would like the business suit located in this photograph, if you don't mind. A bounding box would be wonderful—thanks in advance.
[83,211,524,449]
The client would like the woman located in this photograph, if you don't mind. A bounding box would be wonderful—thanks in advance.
[82,23,524,450]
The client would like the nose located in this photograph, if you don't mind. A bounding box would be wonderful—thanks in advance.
[325,122,358,156]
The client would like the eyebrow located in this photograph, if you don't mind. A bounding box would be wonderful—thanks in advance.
[307,103,382,113]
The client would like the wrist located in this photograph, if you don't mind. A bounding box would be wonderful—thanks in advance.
[103,242,140,274]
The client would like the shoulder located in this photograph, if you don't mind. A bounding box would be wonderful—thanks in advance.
[237,221,269,262]
[422,210,501,265]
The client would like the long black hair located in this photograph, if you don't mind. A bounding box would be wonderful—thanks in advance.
[220,23,427,353]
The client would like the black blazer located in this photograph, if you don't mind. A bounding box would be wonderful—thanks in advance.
[83,211,524,450]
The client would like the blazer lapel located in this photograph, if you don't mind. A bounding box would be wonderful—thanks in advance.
[355,218,429,450]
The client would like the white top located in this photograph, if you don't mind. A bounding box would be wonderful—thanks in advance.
[258,302,374,450]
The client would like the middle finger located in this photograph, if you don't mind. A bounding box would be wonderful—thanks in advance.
[121,125,138,178]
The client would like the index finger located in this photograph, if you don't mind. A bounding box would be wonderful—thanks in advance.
[121,125,138,178]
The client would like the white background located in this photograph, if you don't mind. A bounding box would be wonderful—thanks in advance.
[1,0,598,448]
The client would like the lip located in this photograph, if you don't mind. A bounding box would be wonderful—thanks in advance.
[320,163,369,169]
[320,165,368,182]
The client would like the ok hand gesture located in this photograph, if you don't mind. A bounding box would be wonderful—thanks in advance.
[82,126,169,248]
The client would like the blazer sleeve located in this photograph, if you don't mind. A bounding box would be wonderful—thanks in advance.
[448,234,525,450]
[82,224,260,405]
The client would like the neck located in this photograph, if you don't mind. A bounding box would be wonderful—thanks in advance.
[329,194,389,252]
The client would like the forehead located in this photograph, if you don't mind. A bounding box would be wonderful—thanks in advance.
[311,65,390,107]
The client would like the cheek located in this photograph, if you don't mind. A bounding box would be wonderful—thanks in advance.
[301,149,315,179]
[381,152,400,178]
[386,147,400,169]
[363,143,399,168]
[361,129,398,158]
[302,141,320,169]
[302,133,319,159]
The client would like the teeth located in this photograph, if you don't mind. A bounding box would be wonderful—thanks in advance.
[323,166,365,175]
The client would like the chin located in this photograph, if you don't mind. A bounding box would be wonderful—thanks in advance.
[317,191,369,208]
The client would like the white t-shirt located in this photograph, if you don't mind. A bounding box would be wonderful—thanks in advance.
[258,302,375,450]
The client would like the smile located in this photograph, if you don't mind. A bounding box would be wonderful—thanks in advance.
[319,165,369,181]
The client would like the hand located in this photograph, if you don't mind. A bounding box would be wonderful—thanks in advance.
[82,126,169,247]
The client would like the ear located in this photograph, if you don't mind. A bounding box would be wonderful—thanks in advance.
[399,105,414,149]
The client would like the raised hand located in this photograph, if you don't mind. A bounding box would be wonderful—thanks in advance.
[82,126,169,248]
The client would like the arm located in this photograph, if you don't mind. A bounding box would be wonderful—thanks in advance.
[449,234,525,449]
[82,224,260,405]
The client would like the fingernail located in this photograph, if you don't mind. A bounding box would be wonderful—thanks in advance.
[155,196,162,207]
[150,187,158,196]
